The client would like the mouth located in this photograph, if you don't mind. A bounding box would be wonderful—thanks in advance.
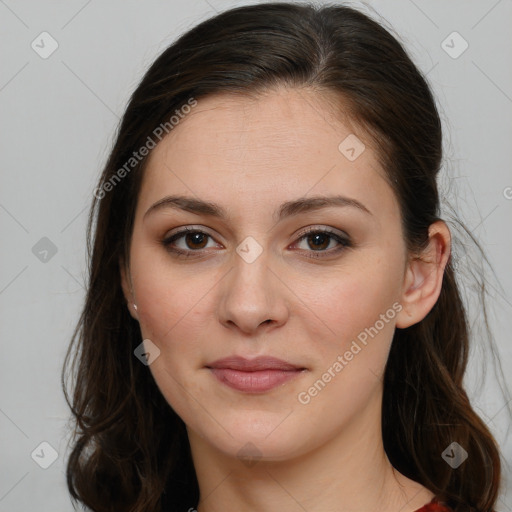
[205,356,307,393]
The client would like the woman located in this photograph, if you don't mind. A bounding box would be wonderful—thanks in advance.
[61,3,507,511]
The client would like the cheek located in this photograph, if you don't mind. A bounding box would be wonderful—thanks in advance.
[131,264,215,423]
[135,276,210,354]
[294,252,402,343]
[130,238,204,329]
[131,248,223,374]
[290,251,403,410]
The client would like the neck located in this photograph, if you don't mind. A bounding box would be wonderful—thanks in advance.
[188,392,434,512]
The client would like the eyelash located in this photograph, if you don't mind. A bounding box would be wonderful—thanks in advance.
[161,226,352,260]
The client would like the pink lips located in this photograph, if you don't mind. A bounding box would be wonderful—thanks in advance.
[206,356,306,393]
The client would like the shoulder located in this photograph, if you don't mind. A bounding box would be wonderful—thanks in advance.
[414,497,453,512]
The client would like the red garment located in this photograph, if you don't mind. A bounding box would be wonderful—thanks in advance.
[414,497,453,512]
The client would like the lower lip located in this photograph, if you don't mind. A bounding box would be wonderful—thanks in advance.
[208,368,304,393]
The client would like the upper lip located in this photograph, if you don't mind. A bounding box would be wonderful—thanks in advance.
[206,356,305,371]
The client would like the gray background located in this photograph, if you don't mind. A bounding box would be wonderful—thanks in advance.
[1,0,511,510]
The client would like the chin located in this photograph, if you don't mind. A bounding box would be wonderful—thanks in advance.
[187,409,317,464]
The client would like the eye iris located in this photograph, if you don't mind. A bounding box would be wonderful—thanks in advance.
[186,232,208,249]
[307,233,329,250]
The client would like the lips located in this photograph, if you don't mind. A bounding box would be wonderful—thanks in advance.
[205,356,306,393]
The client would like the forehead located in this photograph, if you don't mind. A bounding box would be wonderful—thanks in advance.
[137,88,397,224]
[151,87,364,160]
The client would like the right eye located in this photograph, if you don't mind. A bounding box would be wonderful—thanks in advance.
[162,227,222,257]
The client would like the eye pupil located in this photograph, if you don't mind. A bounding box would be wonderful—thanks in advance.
[308,233,329,250]
[186,232,208,249]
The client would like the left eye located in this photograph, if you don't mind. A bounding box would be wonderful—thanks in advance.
[293,229,349,253]
[295,229,352,258]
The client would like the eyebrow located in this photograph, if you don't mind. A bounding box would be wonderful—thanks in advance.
[143,194,372,223]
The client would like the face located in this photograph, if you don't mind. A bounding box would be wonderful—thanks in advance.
[122,87,411,462]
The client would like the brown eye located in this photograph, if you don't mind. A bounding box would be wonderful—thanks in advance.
[162,228,219,257]
[161,226,351,260]
[182,232,209,250]
[293,227,352,259]
[305,232,331,251]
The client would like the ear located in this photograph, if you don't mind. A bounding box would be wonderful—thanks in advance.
[395,220,451,329]
[120,256,139,321]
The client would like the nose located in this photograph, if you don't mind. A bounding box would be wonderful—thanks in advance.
[217,245,289,335]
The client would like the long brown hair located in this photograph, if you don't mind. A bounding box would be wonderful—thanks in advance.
[61,3,508,511]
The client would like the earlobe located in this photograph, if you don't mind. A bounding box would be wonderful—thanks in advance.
[395,220,451,329]
[120,258,139,321]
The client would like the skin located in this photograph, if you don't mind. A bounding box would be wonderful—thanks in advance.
[121,86,451,512]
